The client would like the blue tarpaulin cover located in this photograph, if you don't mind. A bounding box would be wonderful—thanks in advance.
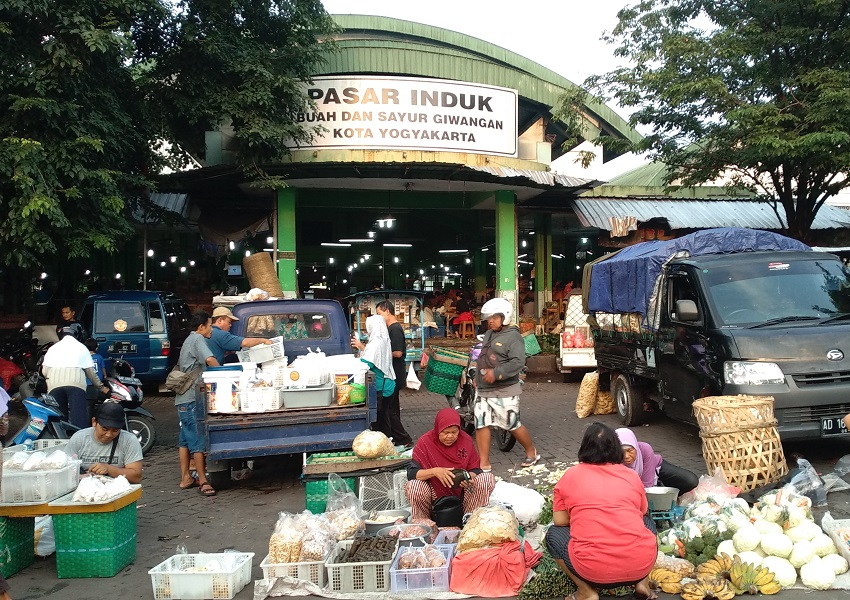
[587,228,811,316]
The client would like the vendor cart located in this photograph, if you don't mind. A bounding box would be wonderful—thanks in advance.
[346,290,426,366]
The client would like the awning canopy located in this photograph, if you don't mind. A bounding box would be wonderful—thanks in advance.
[573,197,850,232]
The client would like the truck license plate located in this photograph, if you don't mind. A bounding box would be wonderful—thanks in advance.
[108,341,137,354]
[821,417,850,436]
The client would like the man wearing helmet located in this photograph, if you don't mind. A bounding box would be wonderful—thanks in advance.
[66,402,143,483]
[474,298,541,471]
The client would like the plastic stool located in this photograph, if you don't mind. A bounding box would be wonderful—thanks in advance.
[458,321,475,339]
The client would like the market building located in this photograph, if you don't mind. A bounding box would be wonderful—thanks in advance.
[158,14,641,313]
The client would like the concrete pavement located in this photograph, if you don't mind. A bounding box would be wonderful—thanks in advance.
[8,377,850,600]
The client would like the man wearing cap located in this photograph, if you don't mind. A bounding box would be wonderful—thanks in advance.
[207,306,272,364]
[66,402,144,484]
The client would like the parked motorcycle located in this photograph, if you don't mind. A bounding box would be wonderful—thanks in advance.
[445,342,517,452]
[101,358,156,454]
[0,321,39,391]
[7,393,79,446]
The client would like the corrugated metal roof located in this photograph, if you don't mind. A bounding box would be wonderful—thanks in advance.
[468,165,593,189]
[573,198,850,231]
[150,192,189,218]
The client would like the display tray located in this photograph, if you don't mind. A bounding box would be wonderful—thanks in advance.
[48,484,142,507]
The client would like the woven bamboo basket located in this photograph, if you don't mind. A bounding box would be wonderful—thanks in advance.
[693,394,787,492]
[692,395,776,434]
[243,252,283,297]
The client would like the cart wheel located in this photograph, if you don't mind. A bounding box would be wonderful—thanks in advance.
[613,373,646,426]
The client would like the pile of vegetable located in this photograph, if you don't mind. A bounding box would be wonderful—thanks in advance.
[657,488,850,593]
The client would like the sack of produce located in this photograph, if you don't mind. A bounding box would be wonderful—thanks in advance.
[574,371,599,418]
[268,511,336,563]
[593,390,615,415]
[457,505,519,554]
[352,430,396,459]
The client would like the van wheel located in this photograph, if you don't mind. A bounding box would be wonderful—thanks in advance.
[613,374,646,426]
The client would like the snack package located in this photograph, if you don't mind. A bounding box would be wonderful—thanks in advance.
[456,505,519,553]
[269,513,303,563]
[397,546,428,570]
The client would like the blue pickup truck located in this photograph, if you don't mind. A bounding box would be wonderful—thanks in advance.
[203,299,377,485]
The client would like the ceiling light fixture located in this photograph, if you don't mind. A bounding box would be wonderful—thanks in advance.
[438,249,468,254]
[339,238,375,243]
[367,231,375,238]
[321,242,352,247]
[383,243,412,248]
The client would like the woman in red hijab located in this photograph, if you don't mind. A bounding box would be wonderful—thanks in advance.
[405,408,496,520]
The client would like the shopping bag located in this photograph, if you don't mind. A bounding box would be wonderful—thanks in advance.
[406,362,421,390]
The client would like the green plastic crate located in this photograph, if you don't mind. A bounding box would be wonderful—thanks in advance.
[304,477,358,514]
[53,502,137,578]
[0,517,34,578]
[522,332,542,356]
[423,369,460,396]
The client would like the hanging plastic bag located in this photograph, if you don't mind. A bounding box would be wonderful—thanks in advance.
[406,363,421,390]
[420,351,430,369]
[324,473,364,540]
[34,516,55,557]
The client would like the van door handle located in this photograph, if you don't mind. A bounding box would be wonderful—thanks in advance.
[96,337,106,342]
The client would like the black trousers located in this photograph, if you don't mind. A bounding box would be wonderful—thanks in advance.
[377,386,412,446]
[657,459,700,494]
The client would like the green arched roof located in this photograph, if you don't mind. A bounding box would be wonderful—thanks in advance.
[320,15,641,155]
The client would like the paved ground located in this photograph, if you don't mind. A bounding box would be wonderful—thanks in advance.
[8,377,850,600]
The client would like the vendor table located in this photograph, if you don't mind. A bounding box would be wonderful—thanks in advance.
[0,486,142,579]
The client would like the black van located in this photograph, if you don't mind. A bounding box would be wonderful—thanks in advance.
[80,291,191,382]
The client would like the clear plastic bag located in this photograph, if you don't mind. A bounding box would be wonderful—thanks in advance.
[678,467,741,505]
[397,546,428,570]
[787,458,827,507]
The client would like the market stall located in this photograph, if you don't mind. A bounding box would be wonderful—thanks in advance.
[346,291,426,366]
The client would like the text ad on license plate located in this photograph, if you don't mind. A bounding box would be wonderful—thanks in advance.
[108,341,137,354]
[821,417,849,436]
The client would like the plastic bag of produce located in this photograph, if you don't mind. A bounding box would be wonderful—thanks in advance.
[269,515,303,563]
[352,430,395,459]
[397,546,428,569]
[593,390,615,415]
[457,505,519,553]
[678,468,741,505]
[574,372,599,418]
[489,481,545,528]
[34,516,55,557]
[786,458,827,507]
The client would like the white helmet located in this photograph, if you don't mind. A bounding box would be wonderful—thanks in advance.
[480,298,513,325]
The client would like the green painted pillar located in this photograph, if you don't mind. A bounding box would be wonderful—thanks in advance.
[276,188,298,298]
[494,190,518,316]
[474,248,487,299]
[534,213,553,309]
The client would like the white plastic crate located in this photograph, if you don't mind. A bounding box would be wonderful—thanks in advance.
[148,552,254,600]
[434,529,460,545]
[390,545,455,594]
[4,439,69,456]
[1,459,81,504]
[236,337,284,364]
[259,554,327,587]
[240,387,281,412]
[325,538,397,593]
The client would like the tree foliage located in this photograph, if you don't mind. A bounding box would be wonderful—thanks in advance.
[570,0,850,241]
[0,0,335,270]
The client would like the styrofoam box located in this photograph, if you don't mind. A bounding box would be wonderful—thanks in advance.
[259,554,327,587]
[325,538,397,593]
[148,552,254,600]
[390,544,456,594]
[1,460,81,504]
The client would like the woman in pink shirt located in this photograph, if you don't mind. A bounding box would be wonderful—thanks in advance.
[544,423,658,600]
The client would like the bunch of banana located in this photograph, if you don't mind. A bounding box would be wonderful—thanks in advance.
[728,559,781,595]
[696,553,734,581]
[649,568,684,594]
[680,576,736,600]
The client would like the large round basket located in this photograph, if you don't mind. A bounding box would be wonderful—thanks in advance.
[693,395,787,492]
[243,252,284,297]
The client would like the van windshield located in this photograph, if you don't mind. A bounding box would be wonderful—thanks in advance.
[94,302,147,333]
[702,258,850,326]
[245,312,331,340]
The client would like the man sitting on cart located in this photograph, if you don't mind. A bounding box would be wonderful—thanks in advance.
[66,402,144,484]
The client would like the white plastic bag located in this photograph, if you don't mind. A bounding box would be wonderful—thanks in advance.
[406,362,421,390]
[34,516,55,557]
[488,480,545,528]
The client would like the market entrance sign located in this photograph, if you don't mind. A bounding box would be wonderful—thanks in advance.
[293,76,518,157]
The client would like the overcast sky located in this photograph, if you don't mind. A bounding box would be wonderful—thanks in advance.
[320,0,648,177]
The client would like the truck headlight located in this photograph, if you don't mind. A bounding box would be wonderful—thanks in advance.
[724,361,785,385]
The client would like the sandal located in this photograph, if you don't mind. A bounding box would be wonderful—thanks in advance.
[179,479,198,490]
[198,482,217,497]
[520,454,542,468]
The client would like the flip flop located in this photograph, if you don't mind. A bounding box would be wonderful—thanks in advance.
[520,454,542,468]
[198,482,217,497]
[179,480,198,490]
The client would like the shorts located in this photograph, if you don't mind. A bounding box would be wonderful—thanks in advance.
[177,401,205,454]
[473,393,521,431]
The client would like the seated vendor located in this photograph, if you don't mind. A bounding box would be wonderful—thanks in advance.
[616,428,698,495]
[66,402,143,484]
[405,408,495,520]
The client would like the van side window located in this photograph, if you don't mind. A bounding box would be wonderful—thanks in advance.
[95,302,147,333]
[669,273,700,322]
[148,302,165,333]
